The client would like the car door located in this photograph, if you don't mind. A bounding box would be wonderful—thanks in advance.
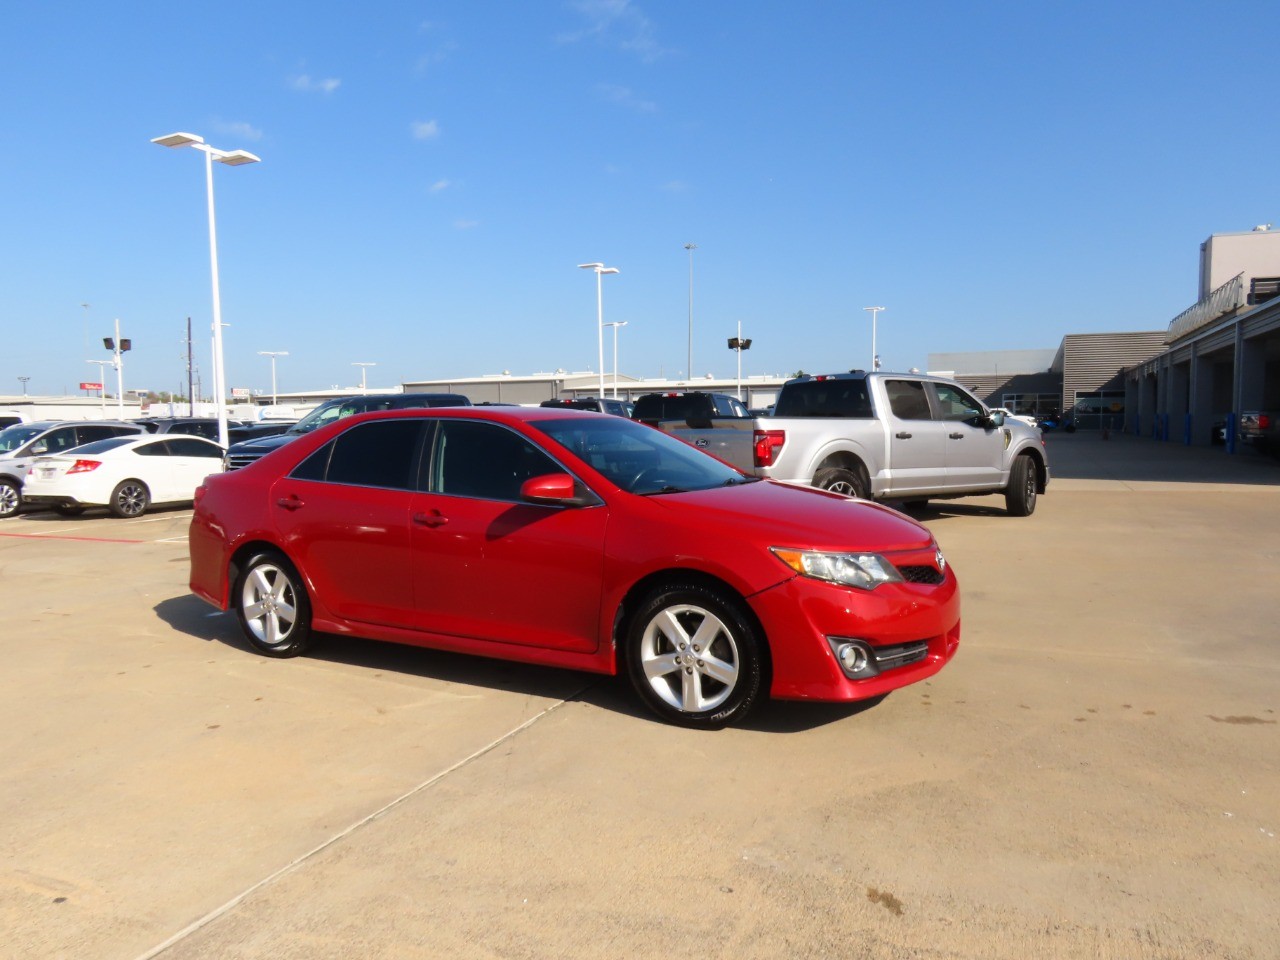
[410,419,608,653]
[163,437,224,502]
[929,382,1005,490]
[882,378,949,494]
[127,440,179,501]
[270,418,425,629]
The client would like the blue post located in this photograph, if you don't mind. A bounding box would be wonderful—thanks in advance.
[1226,413,1236,454]
[1183,414,1193,446]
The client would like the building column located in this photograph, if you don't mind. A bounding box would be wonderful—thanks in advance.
[1189,345,1215,447]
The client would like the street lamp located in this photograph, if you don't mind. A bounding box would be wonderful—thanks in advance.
[578,263,619,397]
[102,319,132,417]
[17,377,30,396]
[258,351,288,405]
[352,362,376,393]
[727,323,753,401]
[86,360,112,416]
[863,305,885,371]
[152,131,261,448]
[684,242,696,380]
[603,321,628,398]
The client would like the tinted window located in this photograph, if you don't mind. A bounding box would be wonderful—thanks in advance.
[885,380,932,420]
[774,380,873,418]
[290,442,332,481]
[167,437,222,458]
[322,420,424,490]
[933,383,984,422]
[61,437,135,456]
[0,425,45,452]
[41,428,80,454]
[432,421,559,501]
[78,425,128,444]
[133,441,170,457]
[172,422,219,440]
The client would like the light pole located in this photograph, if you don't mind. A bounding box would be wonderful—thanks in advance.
[578,263,619,397]
[684,242,696,380]
[863,305,885,371]
[152,131,261,448]
[87,360,112,416]
[603,321,628,398]
[352,362,376,393]
[102,319,131,417]
[728,322,753,401]
[258,351,288,405]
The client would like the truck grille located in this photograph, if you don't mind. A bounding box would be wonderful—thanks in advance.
[226,452,265,471]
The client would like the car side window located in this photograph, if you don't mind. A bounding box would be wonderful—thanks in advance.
[933,384,984,422]
[432,420,559,502]
[167,438,221,458]
[134,441,170,457]
[885,380,932,420]
[312,420,425,490]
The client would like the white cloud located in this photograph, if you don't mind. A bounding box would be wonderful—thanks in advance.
[411,120,441,141]
[559,0,667,62]
[429,179,453,193]
[289,74,341,94]
[659,180,689,193]
[211,120,263,141]
[454,219,479,230]
[597,83,657,113]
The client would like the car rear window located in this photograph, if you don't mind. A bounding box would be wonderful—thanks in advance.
[773,380,873,418]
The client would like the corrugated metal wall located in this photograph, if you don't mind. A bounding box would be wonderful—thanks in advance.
[1061,332,1167,409]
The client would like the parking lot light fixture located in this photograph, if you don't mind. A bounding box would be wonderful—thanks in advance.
[152,131,261,448]
[604,321,628,398]
[863,306,885,371]
[352,362,376,393]
[258,351,288,405]
[579,263,620,397]
[728,321,752,400]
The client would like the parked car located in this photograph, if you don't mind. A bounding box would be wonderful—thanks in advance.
[1239,410,1278,455]
[23,434,225,517]
[223,393,471,470]
[631,391,751,426]
[228,421,298,444]
[189,406,960,729]
[539,397,630,417]
[0,420,145,518]
[989,407,1040,429]
[135,417,229,441]
[654,372,1049,516]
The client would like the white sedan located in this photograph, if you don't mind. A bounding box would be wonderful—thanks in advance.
[22,435,225,518]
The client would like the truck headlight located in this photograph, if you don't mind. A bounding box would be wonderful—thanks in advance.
[770,548,903,590]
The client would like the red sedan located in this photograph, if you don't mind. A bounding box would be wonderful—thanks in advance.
[189,407,959,728]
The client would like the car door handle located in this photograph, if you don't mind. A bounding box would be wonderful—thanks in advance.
[275,495,305,511]
[949,433,965,440]
[895,432,912,439]
[413,511,449,528]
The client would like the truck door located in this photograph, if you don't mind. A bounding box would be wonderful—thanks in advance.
[929,382,1004,490]
[883,379,948,495]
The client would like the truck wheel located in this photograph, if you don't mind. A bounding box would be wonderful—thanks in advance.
[1005,455,1037,516]
[813,466,868,499]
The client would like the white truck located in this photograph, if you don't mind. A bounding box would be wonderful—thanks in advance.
[658,371,1050,516]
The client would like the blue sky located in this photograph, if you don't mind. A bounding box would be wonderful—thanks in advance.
[2,0,1276,399]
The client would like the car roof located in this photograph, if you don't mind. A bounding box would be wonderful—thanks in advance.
[336,405,599,427]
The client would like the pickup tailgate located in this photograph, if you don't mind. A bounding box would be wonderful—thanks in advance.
[658,418,757,471]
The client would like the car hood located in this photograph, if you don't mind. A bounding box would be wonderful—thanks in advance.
[226,432,300,455]
[632,480,936,553]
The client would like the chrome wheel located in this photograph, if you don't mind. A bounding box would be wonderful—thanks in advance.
[110,480,150,518]
[0,480,19,518]
[638,603,741,714]
[241,562,300,648]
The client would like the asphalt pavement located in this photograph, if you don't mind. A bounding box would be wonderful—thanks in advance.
[1,432,1277,960]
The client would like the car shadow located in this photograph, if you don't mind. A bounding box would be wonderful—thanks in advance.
[155,594,896,733]
[893,501,1007,522]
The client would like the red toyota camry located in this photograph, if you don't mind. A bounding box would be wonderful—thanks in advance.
[189,406,959,728]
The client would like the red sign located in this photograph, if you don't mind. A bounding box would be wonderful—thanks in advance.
[80,382,103,390]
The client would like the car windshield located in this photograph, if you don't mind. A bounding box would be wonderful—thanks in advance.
[533,416,751,495]
[0,425,44,453]
[286,402,347,436]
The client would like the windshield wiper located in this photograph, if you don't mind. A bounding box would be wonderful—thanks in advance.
[722,476,761,486]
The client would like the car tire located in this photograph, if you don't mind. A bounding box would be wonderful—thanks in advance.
[813,466,868,499]
[625,582,764,729]
[0,479,19,519]
[234,551,312,658]
[109,480,150,518]
[53,504,86,517]
[1005,455,1037,517]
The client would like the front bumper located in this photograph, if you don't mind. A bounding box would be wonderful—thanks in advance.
[749,559,961,702]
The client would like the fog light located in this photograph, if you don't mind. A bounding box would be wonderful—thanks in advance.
[837,643,867,674]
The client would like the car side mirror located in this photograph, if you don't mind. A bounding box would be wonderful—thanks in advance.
[989,410,1006,427]
[520,473,589,507]
[30,441,47,455]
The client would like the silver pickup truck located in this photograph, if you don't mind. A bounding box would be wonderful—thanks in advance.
[658,371,1050,516]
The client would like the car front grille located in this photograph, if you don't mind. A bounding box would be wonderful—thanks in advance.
[226,452,265,471]
[872,640,929,671]
[897,564,945,585]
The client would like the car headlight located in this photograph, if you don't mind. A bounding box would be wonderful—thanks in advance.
[770,547,904,590]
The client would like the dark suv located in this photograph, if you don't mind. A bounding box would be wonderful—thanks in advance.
[630,391,750,426]
[539,397,630,417]
[224,393,471,470]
